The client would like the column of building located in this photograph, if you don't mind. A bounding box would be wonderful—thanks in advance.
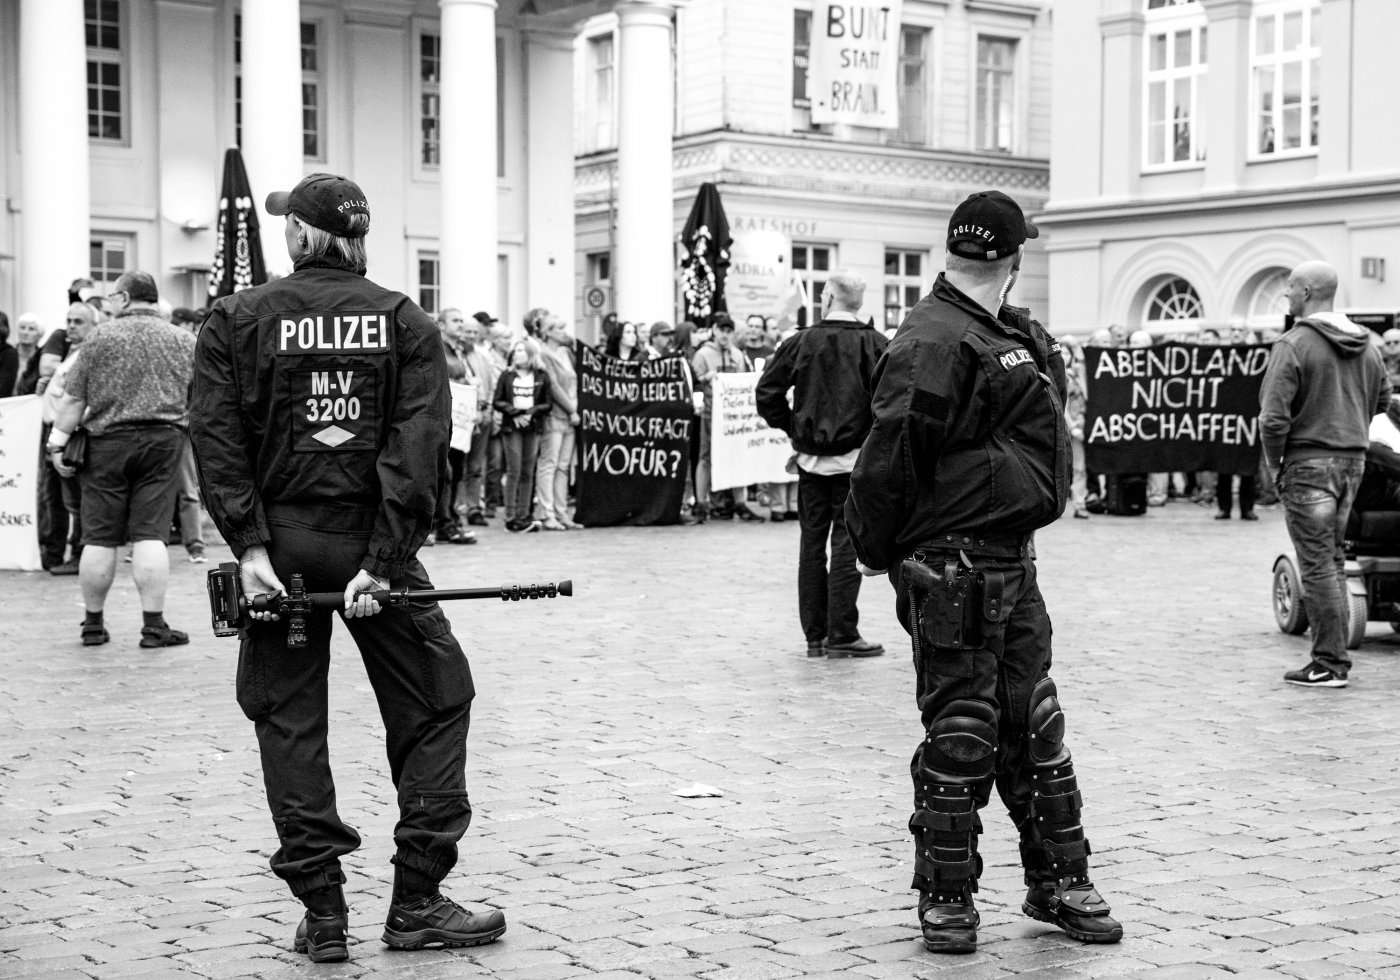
[19,0,89,331]
[613,1,677,325]
[524,26,580,322]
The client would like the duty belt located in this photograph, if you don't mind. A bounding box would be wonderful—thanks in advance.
[914,532,1031,560]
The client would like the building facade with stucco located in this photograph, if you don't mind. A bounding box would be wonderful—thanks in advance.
[1041,0,1400,339]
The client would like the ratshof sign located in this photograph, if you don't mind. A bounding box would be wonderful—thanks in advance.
[1084,342,1271,475]
[809,1,903,129]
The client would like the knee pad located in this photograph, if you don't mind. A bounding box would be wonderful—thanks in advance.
[1028,678,1068,767]
[920,699,998,782]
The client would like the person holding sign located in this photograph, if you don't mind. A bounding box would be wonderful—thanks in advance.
[846,191,1122,953]
[756,270,886,658]
[190,173,504,961]
[1260,261,1391,689]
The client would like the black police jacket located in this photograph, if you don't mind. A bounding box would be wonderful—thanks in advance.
[189,256,449,579]
[846,273,1069,572]
[754,316,888,456]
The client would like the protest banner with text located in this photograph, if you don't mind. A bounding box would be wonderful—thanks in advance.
[574,345,693,526]
[710,372,798,490]
[809,0,903,128]
[0,395,44,571]
[1084,342,1270,475]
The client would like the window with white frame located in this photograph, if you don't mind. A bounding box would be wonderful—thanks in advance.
[1144,1,1207,168]
[884,250,926,330]
[896,27,929,145]
[586,34,616,152]
[86,0,125,142]
[792,244,834,328]
[1145,277,1203,326]
[234,17,323,160]
[300,22,323,160]
[1250,2,1320,157]
[418,252,440,316]
[420,33,441,167]
[975,37,1017,153]
[89,235,132,290]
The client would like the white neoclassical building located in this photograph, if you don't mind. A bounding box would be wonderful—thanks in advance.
[1042,0,1400,338]
[0,0,1054,340]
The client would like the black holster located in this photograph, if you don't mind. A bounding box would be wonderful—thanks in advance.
[902,557,1006,658]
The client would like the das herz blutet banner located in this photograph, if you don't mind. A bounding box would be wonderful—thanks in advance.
[1084,342,1270,475]
[573,345,693,527]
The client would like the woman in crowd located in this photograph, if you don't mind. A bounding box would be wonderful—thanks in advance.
[494,336,553,532]
[1062,339,1091,519]
[0,313,16,397]
[536,315,581,530]
[432,312,476,545]
[13,312,43,396]
[605,320,643,361]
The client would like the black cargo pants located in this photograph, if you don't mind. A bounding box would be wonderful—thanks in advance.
[892,540,1083,894]
[237,506,475,897]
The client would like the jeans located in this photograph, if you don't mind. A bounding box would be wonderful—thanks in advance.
[238,509,475,895]
[1070,435,1087,512]
[502,427,540,522]
[461,424,489,516]
[434,448,466,535]
[534,416,576,521]
[37,425,71,567]
[485,434,505,510]
[1215,472,1256,516]
[797,470,861,644]
[176,436,204,551]
[1281,456,1365,674]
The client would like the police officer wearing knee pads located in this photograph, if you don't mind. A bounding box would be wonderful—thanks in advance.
[847,190,1121,954]
[190,173,505,962]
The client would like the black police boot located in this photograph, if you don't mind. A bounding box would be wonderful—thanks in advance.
[382,865,505,950]
[918,885,979,954]
[294,884,349,963]
[1017,782,1122,943]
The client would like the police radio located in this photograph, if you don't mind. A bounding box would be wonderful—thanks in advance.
[207,562,573,648]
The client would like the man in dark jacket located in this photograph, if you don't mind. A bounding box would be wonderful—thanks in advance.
[189,173,504,962]
[846,191,1121,954]
[757,270,886,657]
[1260,261,1390,688]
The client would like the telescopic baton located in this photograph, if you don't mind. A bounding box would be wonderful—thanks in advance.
[207,562,572,648]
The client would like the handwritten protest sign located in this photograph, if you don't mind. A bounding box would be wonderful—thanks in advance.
[809,0,903,128]
[1084,342,1270,474]
[710,372,798,490]
[574,345,693,526]
[0,395,44,571]
[448,382,477,453]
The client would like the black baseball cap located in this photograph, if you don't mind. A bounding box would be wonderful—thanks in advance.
[947,190,1038,261]
[472,311,498,325]
[266,173,370,238]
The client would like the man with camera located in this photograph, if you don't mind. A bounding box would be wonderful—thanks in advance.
[189,173,504,962]
[846,191,1121,954]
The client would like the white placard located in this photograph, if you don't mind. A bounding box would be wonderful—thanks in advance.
[0,396,44,571]
[449,382,477,453]
[726,229,791,323]
[809,0,903,129]
[709,372,798,491]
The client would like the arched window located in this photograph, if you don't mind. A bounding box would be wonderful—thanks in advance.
[1145,277,1204,324]
[1247,269,1289,326]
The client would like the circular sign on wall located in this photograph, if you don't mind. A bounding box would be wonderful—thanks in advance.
[585,286,609,314]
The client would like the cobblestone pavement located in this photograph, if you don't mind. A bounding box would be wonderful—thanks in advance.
[3,501,1400,980]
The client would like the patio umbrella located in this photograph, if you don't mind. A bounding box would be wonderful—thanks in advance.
[207,147,267,299]
[678,182,731,325]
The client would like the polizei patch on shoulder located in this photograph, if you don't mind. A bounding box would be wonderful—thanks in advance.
[996,347,1034,372]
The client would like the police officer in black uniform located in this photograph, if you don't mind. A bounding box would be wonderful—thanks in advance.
[846,191,1122,954]
[190,173,505,962]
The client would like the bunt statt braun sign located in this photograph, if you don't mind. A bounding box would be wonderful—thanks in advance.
[809,1,903,129]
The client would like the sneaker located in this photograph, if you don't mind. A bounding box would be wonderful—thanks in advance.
[187,546,208,564]
[522,519,542,533]
[139,624,190,649]
[735,504,764,523]
[50,561,80,576]
[1240,510,1259,521]
[505,519,525,533]
[466,511,489,527]
[561,517,584,530]
[541,518,567,531]
[1284,662,1347,688]
[919,889,979,954]
[294,908,349,962]
[826,637,884,658]
[1023,880,1123,944]
[382,893,506,950]
[1073,508,1090,520]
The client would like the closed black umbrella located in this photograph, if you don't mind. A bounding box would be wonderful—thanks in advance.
[208,147,267,300]
[679,182,731,325]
